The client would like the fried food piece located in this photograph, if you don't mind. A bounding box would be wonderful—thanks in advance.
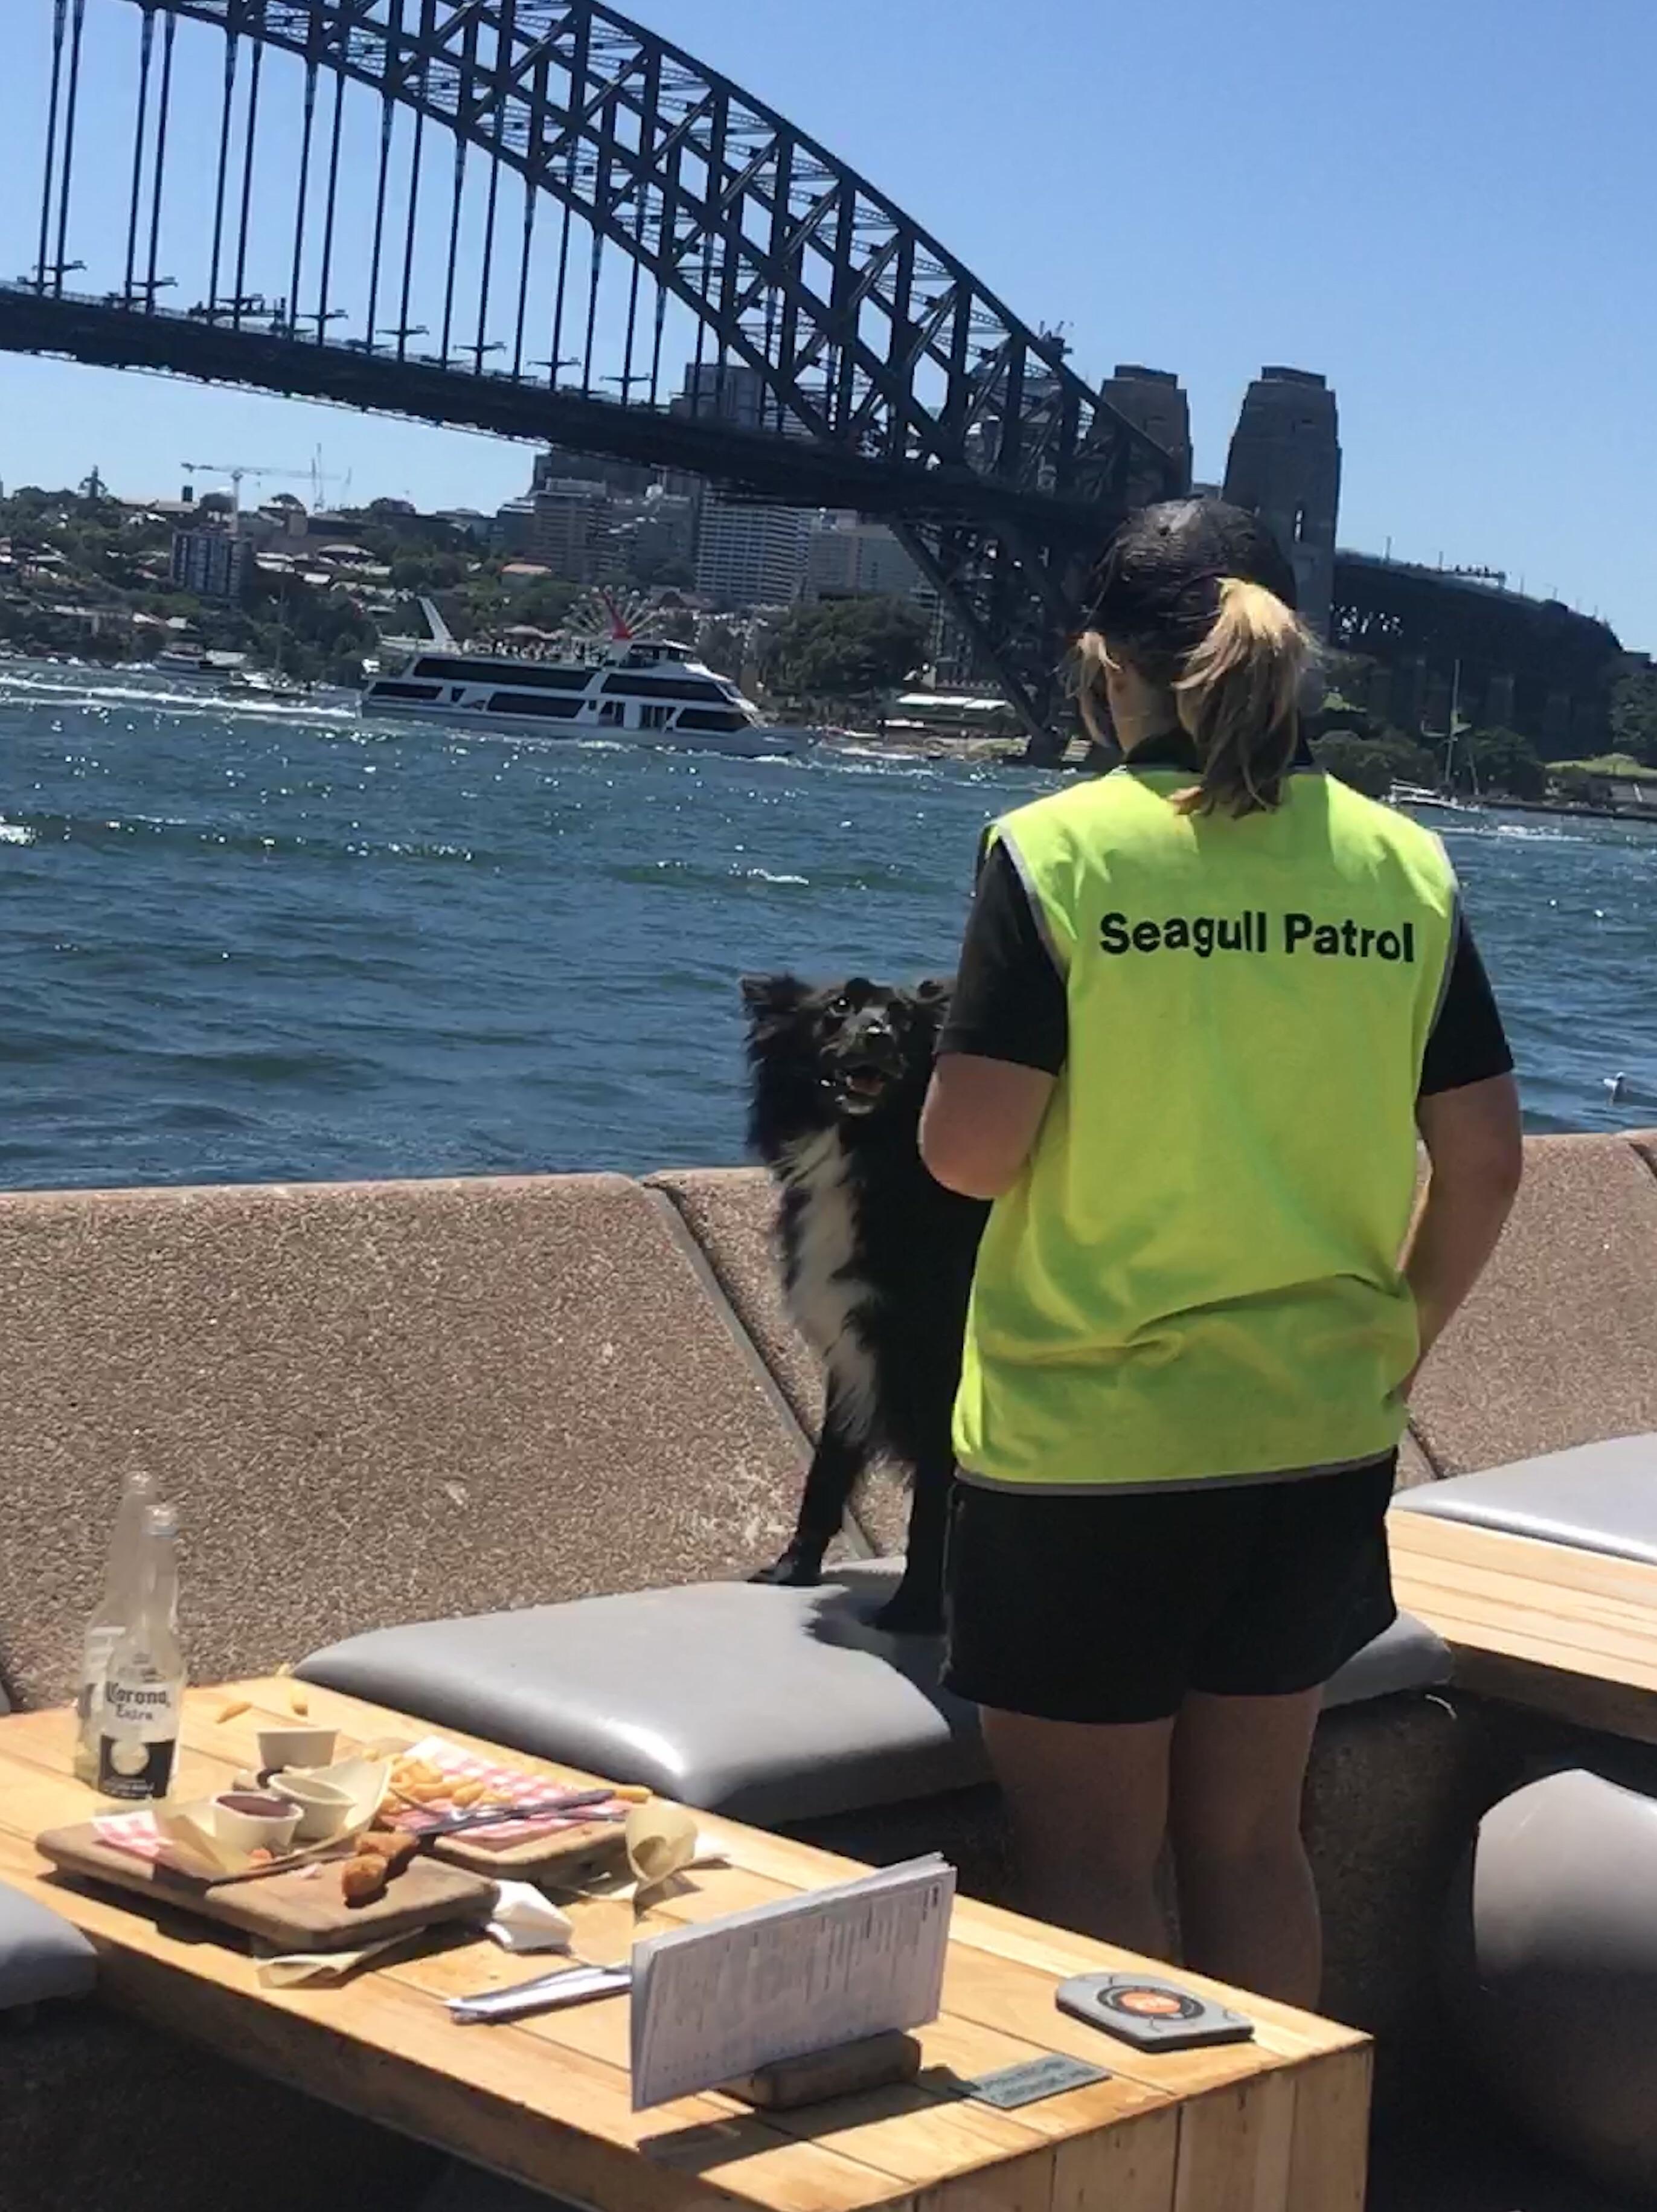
[359,1829,421,1878]
[340,1853,389,1907]
[614,1785,653,1803]
[448,1780,484,1808]
[245,1847,275,1867]
[389,1757,443,1792]
[214,1697,251,1725]
[287,1686,310,1716]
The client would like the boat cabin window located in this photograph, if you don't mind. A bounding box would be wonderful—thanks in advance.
[485,691,582,718]
[599,672,726,703]
[415,657,588,690]
[675,707,749,734]
[371,681,443,702]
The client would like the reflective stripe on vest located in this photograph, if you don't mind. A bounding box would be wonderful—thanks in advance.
[953,767,1459,1493]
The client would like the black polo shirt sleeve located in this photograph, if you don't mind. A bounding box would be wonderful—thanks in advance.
[937,834,1068,1075]
[938,829,1515,1098]
[1417,914,1514,1096]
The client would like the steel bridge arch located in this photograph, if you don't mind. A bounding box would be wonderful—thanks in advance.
[13,0,1183,742]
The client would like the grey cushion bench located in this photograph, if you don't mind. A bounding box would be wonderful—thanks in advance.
[301,1560,1452,1826]
[0,1882,96,2012]
[1393,1433,1657,1563]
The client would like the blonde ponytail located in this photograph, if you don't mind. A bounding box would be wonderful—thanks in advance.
[1174,577,1310,818]
[1071,628,1115,748]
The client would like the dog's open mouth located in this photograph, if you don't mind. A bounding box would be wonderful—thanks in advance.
[834,1060,892,1111]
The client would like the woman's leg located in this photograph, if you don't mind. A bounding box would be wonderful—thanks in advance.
[1167,1688,1323,2007]
[979,1706,1175,1955]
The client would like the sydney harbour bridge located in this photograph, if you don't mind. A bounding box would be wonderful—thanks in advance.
[1,0,1188,757]
[0,1,1622,758]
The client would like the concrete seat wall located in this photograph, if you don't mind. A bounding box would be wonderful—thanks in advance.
[0,1174,807,1711]
[1408,1132,1657,1477]
[4,1131,1652,1717]
[649,1165,1446,1498]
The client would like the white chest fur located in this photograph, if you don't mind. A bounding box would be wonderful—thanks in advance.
[777,1127,880,1441]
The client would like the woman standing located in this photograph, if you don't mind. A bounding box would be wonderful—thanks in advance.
[920,499,1521,2007]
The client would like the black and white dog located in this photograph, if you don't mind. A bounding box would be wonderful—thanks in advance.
[742,974,989,1633]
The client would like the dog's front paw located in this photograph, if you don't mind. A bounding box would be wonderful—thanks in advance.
[749,1546,826,1590]
[871,1586,945,1637]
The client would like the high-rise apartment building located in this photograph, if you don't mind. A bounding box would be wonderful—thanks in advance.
[170,528,251,601]
[806,514,929,602]
[695,493,812,607]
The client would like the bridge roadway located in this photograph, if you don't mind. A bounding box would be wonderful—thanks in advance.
[0,287,1110,548]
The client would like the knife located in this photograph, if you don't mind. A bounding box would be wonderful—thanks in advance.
[449,1960,632,2022]
[412,1787,621,1838]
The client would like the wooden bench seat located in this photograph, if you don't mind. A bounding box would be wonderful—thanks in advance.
[1388,1508,1657,1743]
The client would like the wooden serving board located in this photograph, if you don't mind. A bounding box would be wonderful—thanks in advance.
[36,1822,496,1952]
[428,1816,630,1883]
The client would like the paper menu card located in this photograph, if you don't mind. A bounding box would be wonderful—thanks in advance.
[629,1854,955,2111]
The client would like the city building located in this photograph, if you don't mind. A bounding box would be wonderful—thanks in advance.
[1223,367,1341,637]
[604,487,697,584]
[433,507,494,541]
[169,527,251,601]
[530,448,657,498]
[806,514,929,603]
[694,492,812,607]
[673,360,770,431]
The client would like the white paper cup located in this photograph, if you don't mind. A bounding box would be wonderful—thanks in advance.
[270,1770,356,1842]
[257,1725,338,1772]
[213,1793,303,1856]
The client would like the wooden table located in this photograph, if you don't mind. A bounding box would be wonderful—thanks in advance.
[1389,1508,1657,1743]
[0,1678,1369,2212]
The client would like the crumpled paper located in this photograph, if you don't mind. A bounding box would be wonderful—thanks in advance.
[487,1880,575,1953]
[255,1935,410,1987]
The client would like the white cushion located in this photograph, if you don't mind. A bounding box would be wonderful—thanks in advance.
[0,1881,96,2009]
[1394,1435,1657,1563]
[302,1563,1450,1825]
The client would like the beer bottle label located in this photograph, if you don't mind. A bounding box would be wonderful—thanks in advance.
[98,1673,181,1801]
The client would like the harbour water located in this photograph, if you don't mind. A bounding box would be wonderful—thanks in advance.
[2,664,1653,1192]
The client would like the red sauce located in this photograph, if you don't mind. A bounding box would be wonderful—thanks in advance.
[216,1793,294,1819]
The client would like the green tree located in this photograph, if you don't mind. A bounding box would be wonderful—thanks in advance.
[1313,735,1393,799]
[760,596,929,705]
[1311,730,1440,799]
[1462,727,1545,800]
[697,619,746,678]
[388,551,466,594]
[1609,663,1657,766]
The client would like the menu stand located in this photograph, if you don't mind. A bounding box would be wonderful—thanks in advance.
[725,2030,923,2112]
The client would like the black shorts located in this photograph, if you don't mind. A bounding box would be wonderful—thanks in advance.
[941,1457,1399,1725]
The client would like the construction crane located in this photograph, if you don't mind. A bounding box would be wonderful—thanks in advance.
[179,455,344,527]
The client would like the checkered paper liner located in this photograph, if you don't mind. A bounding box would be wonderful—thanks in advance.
[91,1737,626,1863]
[377,1736,630,1851]
[92,1807,172,1862]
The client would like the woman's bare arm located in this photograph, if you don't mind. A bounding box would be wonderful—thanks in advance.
[1405,1073,1524,1367]
[920,1053,1056,1201]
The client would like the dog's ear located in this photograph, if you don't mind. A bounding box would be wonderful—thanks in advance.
[914,976,954,1006]
[740,973,809,1032]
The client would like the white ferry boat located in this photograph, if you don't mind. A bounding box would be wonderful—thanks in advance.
[359,602,809,759]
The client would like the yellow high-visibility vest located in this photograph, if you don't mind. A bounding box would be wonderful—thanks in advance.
[953,765,1459,1492]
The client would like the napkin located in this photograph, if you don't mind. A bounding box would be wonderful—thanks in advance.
[487,1880,576,1953]
[255,1935,410,1987]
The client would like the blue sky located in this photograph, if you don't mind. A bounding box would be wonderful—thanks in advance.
[0,0,1649,646]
